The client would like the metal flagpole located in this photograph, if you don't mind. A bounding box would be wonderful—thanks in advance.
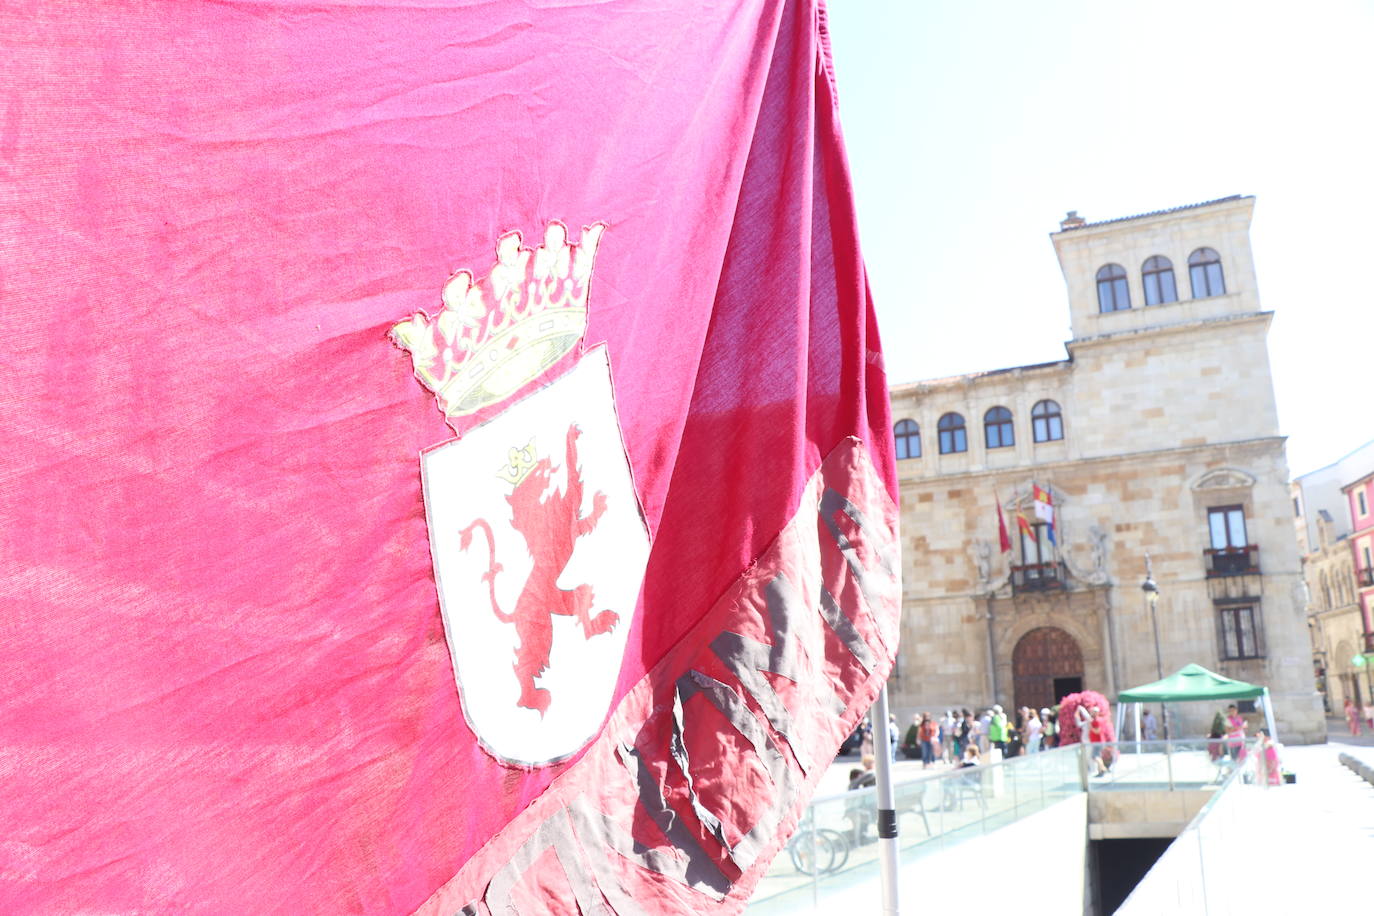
[872,686,900,916]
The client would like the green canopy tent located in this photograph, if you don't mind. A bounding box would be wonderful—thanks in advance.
[1116,663,1277,744]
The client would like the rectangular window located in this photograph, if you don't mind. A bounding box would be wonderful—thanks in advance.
[1208,506,1247,550]
[939,427,967,454]
[1032,414,1063,442]
[1359,490,1368,516]
[1218,605,1261,660]
[1190,263,1226,298]
[1019,523,1054,578]
[1293,496,1301,518]
[1143,270,1177,306]
[1207,506,1252,575]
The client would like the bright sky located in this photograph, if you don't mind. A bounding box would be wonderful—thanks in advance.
[826,0,1374,476]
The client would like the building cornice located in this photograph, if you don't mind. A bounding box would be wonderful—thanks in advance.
[890,357,1071,394]
[1065,309,1273,354]
[896,435,1290,489]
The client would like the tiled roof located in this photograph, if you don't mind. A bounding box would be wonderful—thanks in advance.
[1058,195,1249,231]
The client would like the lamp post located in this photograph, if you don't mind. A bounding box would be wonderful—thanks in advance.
[1142,554,1162,680]
[1142,554,1172,751]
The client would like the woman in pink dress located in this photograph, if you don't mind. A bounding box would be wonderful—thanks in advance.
[1344,698,1362,736]
[1224,704,1247,761]
[1254,729,1282,786]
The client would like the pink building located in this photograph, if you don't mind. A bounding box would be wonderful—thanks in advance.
[1342,473,1374,658]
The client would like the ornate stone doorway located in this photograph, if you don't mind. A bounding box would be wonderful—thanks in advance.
[1013,626,1084,712]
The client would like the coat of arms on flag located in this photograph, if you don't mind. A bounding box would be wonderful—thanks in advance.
[392,224,649,766]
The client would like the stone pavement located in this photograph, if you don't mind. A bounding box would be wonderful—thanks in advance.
[1226,737,1374,910]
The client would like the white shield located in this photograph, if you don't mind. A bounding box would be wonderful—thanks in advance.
[421,346,650,766]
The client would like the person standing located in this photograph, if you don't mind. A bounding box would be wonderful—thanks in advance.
[887,714,899,762]
[1024,708,1043,753]
[1363,700,1374,732]
[941,709,958,763]
[1142,708,1158,742]
[1255,729,1283,787]
[1087,705,1112,775]
[1224,704,1248,760]
[988,705,1008,756]
[918,713,938,768]
[1344,698,1361,736]
[1041,708,1057,749]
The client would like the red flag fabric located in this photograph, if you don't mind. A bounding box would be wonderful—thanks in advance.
[996,495,1013,554]
[0,2,899,914]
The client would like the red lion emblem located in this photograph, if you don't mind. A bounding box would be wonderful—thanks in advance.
[458,424,617,715]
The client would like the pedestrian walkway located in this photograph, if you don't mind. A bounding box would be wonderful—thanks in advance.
[763,720,1374,913]
[1258,742,1374,904]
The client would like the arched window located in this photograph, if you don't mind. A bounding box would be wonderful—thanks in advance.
[894,419,921,460]
[1031,400,1063,443]
[984,406,1014,449]
[1188,248,1225,298]
[1142,255,1177,305]
[937,412,967,454]
[1096,263,1130,312]
[1321,572,1332,609]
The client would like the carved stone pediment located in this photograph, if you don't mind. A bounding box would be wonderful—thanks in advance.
[1191,467,1256,491]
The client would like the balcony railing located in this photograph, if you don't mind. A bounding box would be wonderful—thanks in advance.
[1011,561,1067,593]
[1204,545,1259,577]
[1358,567,1374,588]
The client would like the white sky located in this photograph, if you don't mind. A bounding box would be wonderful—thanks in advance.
[826,0,1374,476]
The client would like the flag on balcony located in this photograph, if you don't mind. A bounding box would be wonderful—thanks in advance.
[1033,482,1057,545]
[1016,506,1034,539]
[997,495,1013,553]
[0,2,900,914]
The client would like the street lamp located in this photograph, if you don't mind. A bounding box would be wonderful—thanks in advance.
[1142,554,1168,742]
[1142,554,1162,680]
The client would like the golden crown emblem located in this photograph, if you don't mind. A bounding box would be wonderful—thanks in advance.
[390,222,604,420]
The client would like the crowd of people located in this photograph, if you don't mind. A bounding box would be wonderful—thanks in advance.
[838,698,1286,823]
[841,702,1120,770]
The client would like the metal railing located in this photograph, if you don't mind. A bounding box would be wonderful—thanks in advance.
[1011,561,1068,593]
[747,739,1258,913]
[747,747,1081,913]
[1203,545,1259,576]
[1114,738,1264,915]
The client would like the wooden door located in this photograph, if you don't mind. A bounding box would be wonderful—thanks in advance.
[1012,627,1084,711]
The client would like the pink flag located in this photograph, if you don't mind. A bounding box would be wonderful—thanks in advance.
[0,2,899,913]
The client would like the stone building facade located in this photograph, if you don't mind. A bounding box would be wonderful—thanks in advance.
[888,196,1325,742]
[1292,441,1374,713]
